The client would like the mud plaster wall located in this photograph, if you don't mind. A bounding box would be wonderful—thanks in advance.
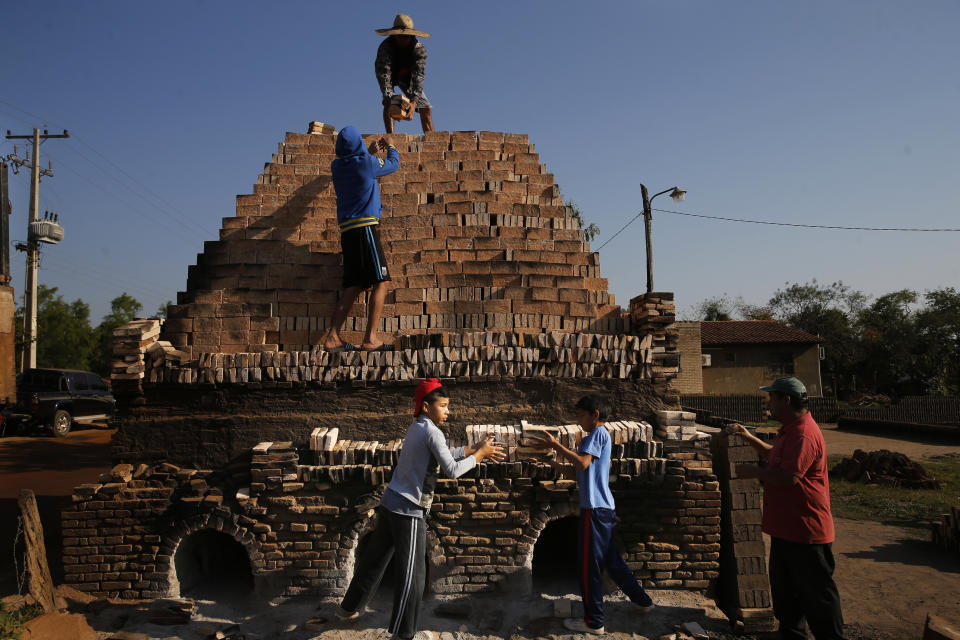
[110,377,672,469]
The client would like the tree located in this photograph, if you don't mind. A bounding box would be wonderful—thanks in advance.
[688,294,771,321]
[693,294,738,321]
[769,279,867,396]
[155,300,172,319]
[914,287,960,395]
[857,289,918,394]
[89,293,143,377]
[14,285,94,371]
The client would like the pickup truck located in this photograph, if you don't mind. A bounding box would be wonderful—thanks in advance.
[9,368,116,437]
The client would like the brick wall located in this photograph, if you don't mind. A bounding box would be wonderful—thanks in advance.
[62,433,720,599]
[671,321,703,395]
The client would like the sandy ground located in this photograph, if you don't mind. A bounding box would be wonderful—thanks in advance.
[41,587,727,640]
[2,420,958,639]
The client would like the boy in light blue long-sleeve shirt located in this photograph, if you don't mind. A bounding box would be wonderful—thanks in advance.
[337,379,504,640]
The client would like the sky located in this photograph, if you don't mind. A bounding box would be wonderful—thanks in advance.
[1,1,958,324]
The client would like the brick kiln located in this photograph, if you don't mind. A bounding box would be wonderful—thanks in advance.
[62,127,774,631]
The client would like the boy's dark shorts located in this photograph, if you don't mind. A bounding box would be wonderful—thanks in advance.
[341,224,391,289]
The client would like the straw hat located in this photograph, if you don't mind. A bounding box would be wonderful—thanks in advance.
[375,14,430,38]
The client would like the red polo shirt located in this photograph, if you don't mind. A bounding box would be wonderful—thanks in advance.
[761,412,835,544]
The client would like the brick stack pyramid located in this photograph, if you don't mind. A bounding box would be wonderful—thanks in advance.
[162,128,628,359]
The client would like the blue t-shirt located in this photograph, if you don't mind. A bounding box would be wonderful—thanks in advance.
[576,425,615,510]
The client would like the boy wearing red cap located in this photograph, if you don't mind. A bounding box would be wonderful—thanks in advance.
[337,379,504,640]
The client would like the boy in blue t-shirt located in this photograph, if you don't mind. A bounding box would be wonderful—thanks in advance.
[535,395,654,635]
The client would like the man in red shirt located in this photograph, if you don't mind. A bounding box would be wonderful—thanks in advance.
[734,377,846,640]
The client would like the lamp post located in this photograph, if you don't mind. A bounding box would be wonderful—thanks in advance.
[641,185,686,293]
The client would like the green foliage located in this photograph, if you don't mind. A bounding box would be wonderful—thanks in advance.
[769,280,866,396]
[14,288,146,377]
[0,601,44,640]
[155,300,173,319]
[691,280,958,397]
[858,290,919,392]
[89,293,143,377]
[914,287,960,395]
[689,293,774,321]
[14,285,93,371]
[564,198,599,242]
[693,294,741,321]
[828,454,960,528]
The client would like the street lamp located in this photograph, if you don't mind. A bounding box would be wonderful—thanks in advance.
[641,185,686,293]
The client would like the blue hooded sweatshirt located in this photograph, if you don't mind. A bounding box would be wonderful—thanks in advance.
[330,126,400,232]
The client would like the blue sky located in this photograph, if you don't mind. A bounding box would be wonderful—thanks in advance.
[1,1,958,324]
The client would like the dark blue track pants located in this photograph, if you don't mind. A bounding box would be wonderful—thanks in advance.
[578,507,653,629]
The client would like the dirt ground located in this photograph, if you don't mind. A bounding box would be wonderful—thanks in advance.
[1,421,957,639]
[818,422,959,459]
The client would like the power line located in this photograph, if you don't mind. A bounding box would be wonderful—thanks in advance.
[595,206,960,252]
[652,208,960,232]
[39,254,174,299]
[595,212,644,252]
[38,261,173,303]
[1,100,219,238]
[38,152,202,245]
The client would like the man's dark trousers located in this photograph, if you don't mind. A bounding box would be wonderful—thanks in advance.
[341,507,426,639]
[769,537,846,640]
[579,507,653,629]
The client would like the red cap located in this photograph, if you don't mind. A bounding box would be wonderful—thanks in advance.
[414,378,443,417]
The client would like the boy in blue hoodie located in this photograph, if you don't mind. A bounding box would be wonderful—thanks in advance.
[337,378,504,640]
[535,395,654,635]
[323,125,399,352]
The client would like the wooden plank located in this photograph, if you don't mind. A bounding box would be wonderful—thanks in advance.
[17,489,57,612]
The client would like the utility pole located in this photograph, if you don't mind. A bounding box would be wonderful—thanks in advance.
[639,184,686,294]
[5,128,69,371]
[1,160,9,282]
[641,184,654,294]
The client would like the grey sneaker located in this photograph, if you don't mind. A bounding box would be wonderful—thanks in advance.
[564,617,605,635]
[636,602,656,614]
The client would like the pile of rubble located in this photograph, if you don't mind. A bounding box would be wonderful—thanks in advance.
[829,449,939,489]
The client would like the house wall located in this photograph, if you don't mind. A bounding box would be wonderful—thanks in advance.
[671,322,703,394]
[701,343,821,396]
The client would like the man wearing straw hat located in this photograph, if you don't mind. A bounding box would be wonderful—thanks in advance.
[375,13,434,134]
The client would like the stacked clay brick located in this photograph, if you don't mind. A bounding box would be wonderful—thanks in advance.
[137,330,667,386]
[163,129,627,359]
[630,292,680,387]
[710,429,777,633]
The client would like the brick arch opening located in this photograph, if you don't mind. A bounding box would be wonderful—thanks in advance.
[532,515,580,595]
[513,500,581,594]
[160,515,265,599]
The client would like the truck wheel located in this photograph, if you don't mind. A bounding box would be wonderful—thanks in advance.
[52,409,72,437]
